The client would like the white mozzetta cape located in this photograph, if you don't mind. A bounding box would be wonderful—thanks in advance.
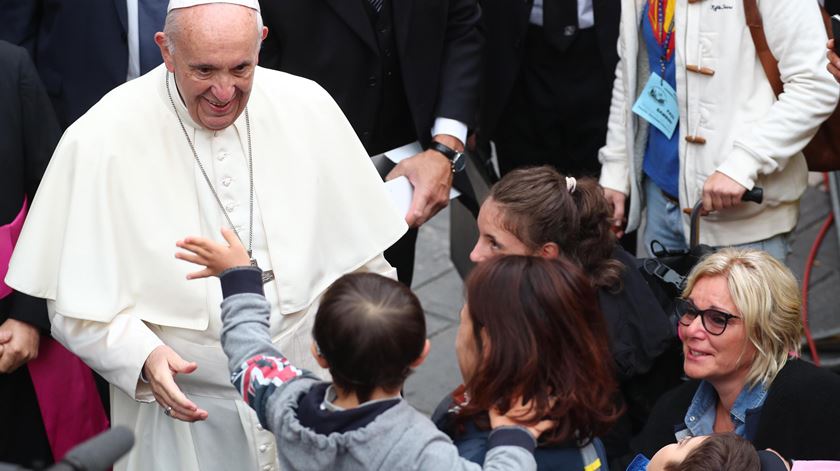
[6,65,407,330]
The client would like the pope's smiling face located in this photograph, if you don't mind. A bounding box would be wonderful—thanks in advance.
[156,4,267,131]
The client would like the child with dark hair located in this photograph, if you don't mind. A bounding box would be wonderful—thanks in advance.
[175,228,550,471]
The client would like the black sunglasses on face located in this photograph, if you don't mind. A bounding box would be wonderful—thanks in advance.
[675,297,740,336]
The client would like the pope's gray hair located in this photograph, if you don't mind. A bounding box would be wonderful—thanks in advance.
[162,5,264,54]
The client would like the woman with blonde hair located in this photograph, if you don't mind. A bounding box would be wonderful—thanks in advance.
[630,248,840,463]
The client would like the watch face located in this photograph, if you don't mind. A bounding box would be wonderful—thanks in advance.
[452,153,467,173]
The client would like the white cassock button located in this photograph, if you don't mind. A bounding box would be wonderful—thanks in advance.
[256,424,264,431]
[222,177,232,187]
[225,203,236,213]
[689,416,696,422]
[262,466,272,471]
[259,444,268,453]
[218,151,229,161]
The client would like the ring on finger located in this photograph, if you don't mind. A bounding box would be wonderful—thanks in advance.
[164,406,173,417]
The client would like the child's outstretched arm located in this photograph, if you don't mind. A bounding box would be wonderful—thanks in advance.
[176,228,317,429]
[175,227,251,279]
[216,267,317,429]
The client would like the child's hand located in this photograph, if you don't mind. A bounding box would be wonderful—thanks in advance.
[175,227,251,279]
[489,396,557,440]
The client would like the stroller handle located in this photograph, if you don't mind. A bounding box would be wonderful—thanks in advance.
[741,187,764,204]
[689,187,763,248]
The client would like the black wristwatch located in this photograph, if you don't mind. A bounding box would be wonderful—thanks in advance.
[429,141,467,173]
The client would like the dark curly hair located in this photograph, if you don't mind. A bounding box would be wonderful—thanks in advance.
[489,165,624,290]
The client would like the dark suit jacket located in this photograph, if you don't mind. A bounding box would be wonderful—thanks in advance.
[0,40,58,331]
[478,0,620,139]
[0,0,129,128]
[258,0,482,151]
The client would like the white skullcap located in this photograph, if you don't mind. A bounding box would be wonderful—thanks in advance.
[167,0,260,12]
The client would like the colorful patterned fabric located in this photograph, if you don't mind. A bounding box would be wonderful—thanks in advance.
[232,354,303,412]
[647,0,675,62]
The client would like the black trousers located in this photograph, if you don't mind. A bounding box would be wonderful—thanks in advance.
[0,367,53,468]
[494,26,614,178]
[384,227,419,286]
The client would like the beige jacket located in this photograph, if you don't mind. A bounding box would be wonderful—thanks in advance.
[598,0,839,246]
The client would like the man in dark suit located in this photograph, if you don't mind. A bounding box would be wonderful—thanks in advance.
[0,40,61,468]
[479,0,620,178]
[0,0,166,129]
[258,0,482,285]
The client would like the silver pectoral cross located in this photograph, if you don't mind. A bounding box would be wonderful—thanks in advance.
[248,252,275,284]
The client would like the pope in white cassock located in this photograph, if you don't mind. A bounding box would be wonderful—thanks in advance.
[4,1,407,469]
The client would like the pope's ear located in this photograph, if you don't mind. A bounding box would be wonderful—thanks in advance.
[261,26,268,41]
[155,32,176,72]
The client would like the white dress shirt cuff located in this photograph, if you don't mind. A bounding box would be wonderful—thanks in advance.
[431,118,468,147]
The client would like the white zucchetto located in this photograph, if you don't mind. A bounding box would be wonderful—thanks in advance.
[167,0,260,12]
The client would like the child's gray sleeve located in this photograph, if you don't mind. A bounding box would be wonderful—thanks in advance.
[218,267,317,427]
[410,426,537,471]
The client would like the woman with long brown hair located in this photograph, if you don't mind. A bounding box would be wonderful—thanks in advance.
[433,255,621,469]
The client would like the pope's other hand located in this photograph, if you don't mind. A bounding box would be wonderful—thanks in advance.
[143,345,208,422]
[0,318,40,373]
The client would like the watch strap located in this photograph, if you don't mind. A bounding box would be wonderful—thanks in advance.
[429,141,460,161]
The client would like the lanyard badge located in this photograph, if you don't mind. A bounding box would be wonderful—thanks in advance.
[632,0,678,138]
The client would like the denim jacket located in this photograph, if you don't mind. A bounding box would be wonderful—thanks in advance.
[678,380,768,440]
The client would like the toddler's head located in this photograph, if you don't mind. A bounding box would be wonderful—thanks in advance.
[312,273,427,403]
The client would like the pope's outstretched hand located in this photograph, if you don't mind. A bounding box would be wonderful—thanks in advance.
[151,226,251,422]
[143,345,209,422]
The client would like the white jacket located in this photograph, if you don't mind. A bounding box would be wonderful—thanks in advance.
[598,0,839,246]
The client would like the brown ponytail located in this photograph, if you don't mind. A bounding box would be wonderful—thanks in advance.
[489,166,623,290]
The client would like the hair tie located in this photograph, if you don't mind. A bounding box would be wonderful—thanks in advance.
[565,176,577,193]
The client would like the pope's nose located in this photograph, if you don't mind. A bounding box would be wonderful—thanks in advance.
[210,82,236,103]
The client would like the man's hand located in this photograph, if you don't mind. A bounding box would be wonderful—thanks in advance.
[143,345,208,422]
[175,227,251,279]
[386,134,458,228]
[827,40,840,84]
[0,318,40,373]
[603,188,627,238]
[701,171,747,214]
